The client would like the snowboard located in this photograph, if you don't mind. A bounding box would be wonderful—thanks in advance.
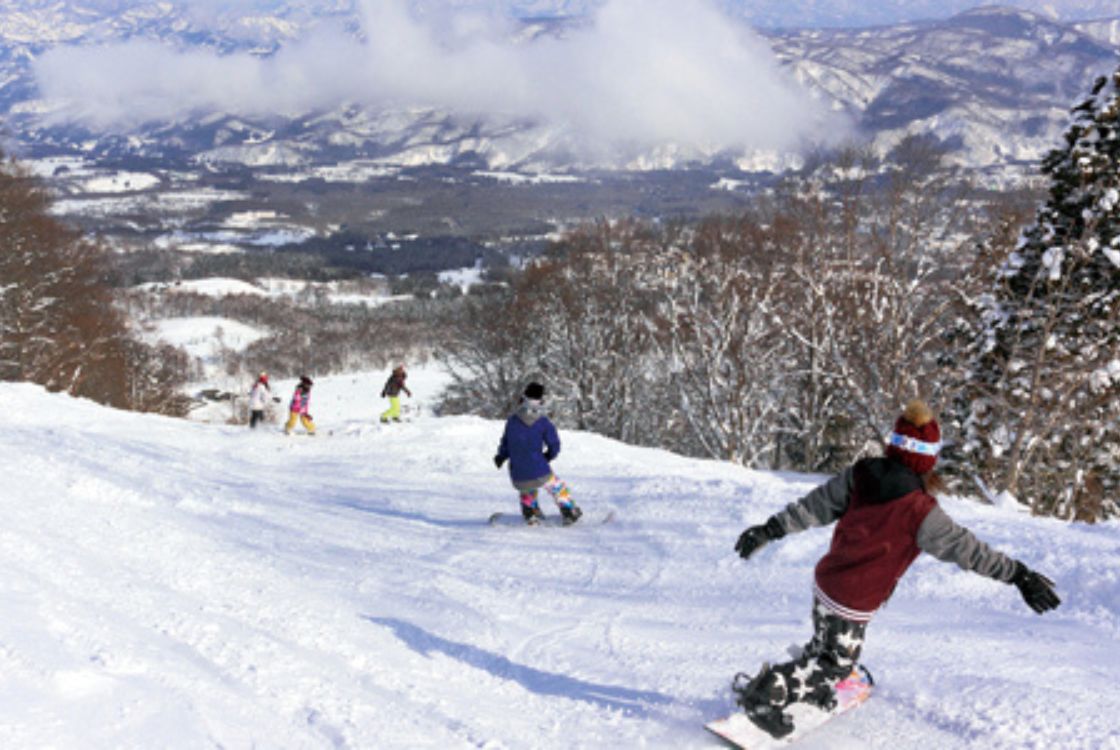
[488,510,615,527]
[705,666,873,749]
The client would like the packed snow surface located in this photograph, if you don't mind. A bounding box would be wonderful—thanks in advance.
[1,371,1117,749]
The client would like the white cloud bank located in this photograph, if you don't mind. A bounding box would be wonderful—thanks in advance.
[33,0,846,156]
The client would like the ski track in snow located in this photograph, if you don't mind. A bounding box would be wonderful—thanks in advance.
[1,372,1118,749]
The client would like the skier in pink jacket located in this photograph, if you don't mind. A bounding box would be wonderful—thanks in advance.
[284,375,316,435]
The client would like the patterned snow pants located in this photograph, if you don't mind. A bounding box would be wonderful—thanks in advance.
[519,474,574,510]
[765,597,867,711]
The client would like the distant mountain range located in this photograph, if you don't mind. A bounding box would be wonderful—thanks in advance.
[736,0,1120,29]
[0,2,1116,176]
[6,0,1118,30]
[773,7,1120,170]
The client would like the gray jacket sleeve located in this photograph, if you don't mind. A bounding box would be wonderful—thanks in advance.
[916,505,1017,582]
[772,467,854,534]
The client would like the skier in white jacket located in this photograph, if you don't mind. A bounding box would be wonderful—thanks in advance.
[248,372,271,429]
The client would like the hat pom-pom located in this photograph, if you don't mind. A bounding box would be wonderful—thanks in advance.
[903,399,933,428]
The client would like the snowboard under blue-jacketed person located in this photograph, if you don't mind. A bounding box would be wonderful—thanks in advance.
[732,399,1062,739]
[494,382,582,525]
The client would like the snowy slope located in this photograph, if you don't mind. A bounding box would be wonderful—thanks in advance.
[1,373,1118,749]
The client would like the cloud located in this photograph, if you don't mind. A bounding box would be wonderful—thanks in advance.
[33,0,846,157]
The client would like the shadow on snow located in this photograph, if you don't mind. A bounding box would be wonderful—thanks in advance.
[330,494,489,529]
[364,616,676,716]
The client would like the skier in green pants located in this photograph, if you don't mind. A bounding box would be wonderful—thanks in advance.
[380,364,412,423]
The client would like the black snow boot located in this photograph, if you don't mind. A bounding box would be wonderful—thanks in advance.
[521,503,545,525]
[560,504,583,525]
[732,664,794,739]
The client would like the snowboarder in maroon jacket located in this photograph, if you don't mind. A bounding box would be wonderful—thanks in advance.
[732,400,1061,739]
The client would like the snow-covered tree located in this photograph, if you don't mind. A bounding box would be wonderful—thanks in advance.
[438,220,666,442]
[960,66,1120,520]
[655,218,790,465]
[437,288,547,418]
[439,141,980,475]
[772,140,976,471]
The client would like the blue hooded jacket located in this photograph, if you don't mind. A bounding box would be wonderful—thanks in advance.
[496,399,560,486]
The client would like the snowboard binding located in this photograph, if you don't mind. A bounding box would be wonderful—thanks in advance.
[521,503,545,525]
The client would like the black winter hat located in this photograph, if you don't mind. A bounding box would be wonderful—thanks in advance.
[523,382,545,400]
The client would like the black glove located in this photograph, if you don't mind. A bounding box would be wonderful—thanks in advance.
[1011,562,1060,614]
[494,455,506,469]
[735,517,786,560]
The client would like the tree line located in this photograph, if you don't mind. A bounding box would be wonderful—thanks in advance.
[439,141,994,471]
[125,283,454,386]
[0,156,190,416]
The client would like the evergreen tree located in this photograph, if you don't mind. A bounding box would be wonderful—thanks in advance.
[960,67,1120,520]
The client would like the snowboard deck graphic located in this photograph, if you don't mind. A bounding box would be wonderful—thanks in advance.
[705,666,873,749]
[488,510,615,528]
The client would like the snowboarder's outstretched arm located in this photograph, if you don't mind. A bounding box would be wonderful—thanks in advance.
[735,467,854,559]
[916,506,1061,613]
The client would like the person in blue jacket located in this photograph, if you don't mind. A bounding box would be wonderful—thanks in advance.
[494,382,582,525]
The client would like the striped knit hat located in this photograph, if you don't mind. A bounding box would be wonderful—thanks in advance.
[886,399,941,475]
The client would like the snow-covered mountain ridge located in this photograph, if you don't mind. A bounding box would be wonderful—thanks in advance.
[0,4,1116,173]
[771,6,1120,169]
[1,375,1118,748]
[2,1,1117,37]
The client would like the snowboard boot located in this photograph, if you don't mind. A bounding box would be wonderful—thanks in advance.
[521,503,545,526]
[732,664,794,739]
[560,503,582,526]
[805,682,837,711]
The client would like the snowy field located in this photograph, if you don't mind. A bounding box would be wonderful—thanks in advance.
[142,316,270,367]
[49,189,249,219]
[1,370,1118,749]
[135,277,398,308]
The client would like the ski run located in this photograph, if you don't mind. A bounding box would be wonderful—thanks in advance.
[0,368,1117,749]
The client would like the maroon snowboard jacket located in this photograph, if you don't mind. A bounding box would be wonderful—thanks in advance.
[772,457,1017,623]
